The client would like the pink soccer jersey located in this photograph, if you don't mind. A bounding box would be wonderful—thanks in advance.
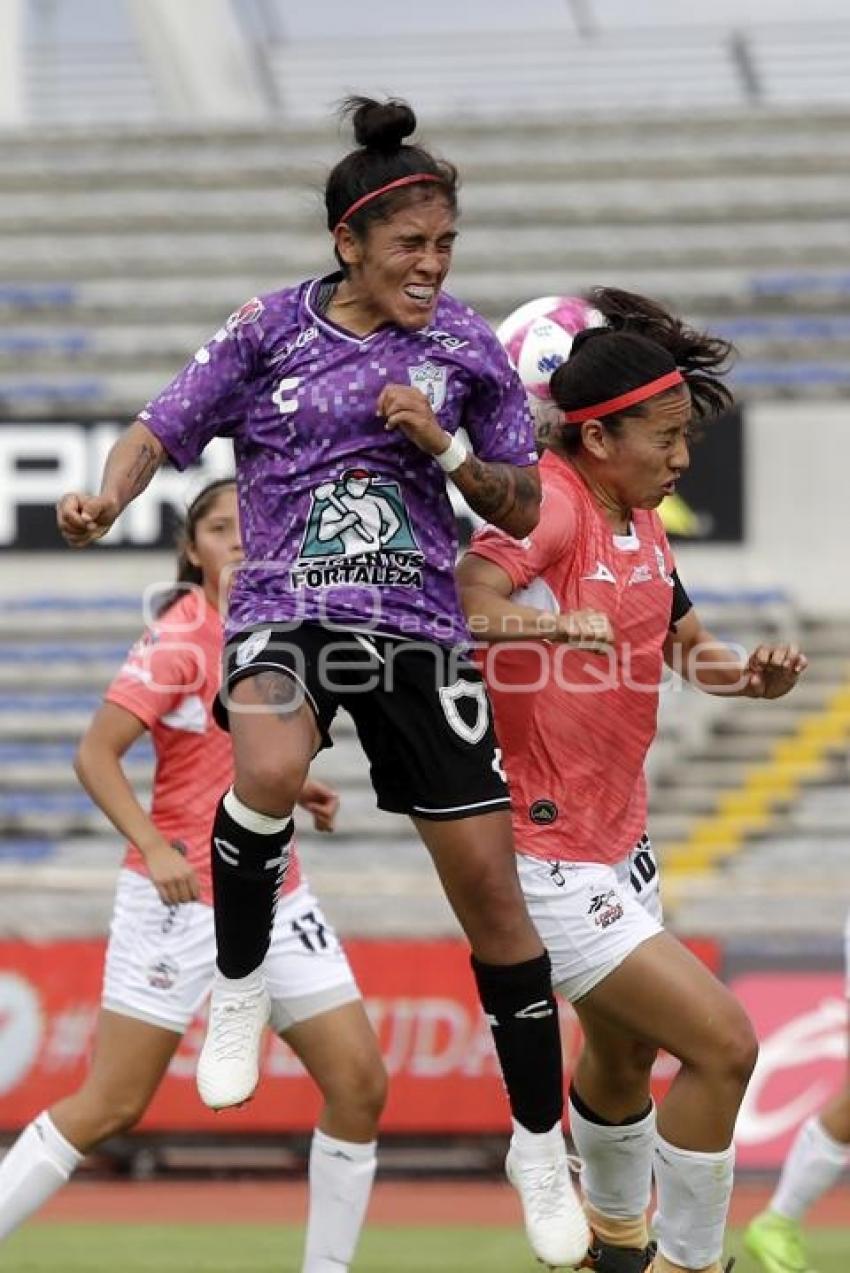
[104,589,302,904]
[469,450,677,865]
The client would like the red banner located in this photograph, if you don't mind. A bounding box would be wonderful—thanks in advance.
[732,970,848,1169]
[0,937,720,1135]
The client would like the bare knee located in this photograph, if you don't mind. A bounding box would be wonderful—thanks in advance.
[71,1087,150,1143]
[234,761,302,814]
[322,1055,388,1127]
[694,1005,759,1088]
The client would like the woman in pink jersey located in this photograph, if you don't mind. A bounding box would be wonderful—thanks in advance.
[0,480,386,1273]
[458,293,808,1273]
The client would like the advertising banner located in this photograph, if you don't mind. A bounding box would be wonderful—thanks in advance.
[733,969,848,1169]
[0,936,720,1136]
[0,423,232,550]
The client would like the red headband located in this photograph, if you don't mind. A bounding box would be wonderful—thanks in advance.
[563,370,684,424]
[333,173,445,232]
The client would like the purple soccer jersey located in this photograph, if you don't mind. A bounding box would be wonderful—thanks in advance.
[141,276,538,646]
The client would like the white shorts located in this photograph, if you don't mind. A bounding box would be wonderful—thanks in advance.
[102,869,360,1034]
[517,834,664,1004]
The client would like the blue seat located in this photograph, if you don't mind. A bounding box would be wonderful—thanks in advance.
[0,839,57,862]
[0,643,128,664]
[732,363,850,387]
[0,693,101,713]
[0,284,76,307]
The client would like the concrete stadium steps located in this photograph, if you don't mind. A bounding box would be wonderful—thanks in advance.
[6,221,850,283]
[2,115,850,186]
[4,174,850,232]
[2,112,850,411]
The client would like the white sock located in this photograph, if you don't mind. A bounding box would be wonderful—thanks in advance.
[569,1096,655,1219]
[653,1135,734,1269]
[771,1115,849,1222]
[0,1111,83,1241]
[302,1128,377,1273]
[510,1118,566,1159]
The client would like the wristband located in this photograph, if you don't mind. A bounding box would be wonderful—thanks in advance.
[435,434,469,474]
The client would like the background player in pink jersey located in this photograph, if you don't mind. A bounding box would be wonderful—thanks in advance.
[458,294,808,1273]
[56,96,590,1269]
[3,480,386,1273]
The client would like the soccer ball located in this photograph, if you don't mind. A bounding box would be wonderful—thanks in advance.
[497,296,606,437]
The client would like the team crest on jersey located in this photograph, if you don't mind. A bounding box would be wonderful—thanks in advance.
[408,360,448,412]
[291,470,424,592]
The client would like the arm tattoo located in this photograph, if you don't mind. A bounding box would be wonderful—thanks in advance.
[125,443,160,496]
[456,455,540,526]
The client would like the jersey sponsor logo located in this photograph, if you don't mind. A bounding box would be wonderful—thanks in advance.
[655,545,674,587]
[408,360,448,412]
[225,297,264,333]
[235,627,272,668]
[581,561,616,584]
[628,563,653,585]
[438,678,489,745]
[587,889,624,930]
[269,324,318,369]
[529,799,558,825]
[291,470,424,592]
[420,326,469,353]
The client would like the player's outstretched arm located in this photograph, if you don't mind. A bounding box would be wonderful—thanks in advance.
[377,383,540,538]
[665,608,808,698]
[57,420,166,547]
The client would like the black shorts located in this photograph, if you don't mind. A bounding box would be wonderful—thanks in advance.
[216,623,510,822]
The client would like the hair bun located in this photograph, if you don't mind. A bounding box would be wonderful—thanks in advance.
[345,96,416,153]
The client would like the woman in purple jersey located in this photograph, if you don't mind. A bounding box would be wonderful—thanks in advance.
[56,97,590,1268]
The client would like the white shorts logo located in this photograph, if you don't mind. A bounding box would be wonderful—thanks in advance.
[439,679,488,745]
[147,957,180,991]
[235,628,272,668]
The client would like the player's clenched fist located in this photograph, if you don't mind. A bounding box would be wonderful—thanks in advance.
[377,384,449,456]
[56,493,120,547]
[553,609,614,651]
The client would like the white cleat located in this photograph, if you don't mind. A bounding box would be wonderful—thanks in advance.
[196,974,271,1110]
[506,1139,591,1269]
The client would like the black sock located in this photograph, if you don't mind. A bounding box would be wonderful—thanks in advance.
[569,1083,653,1128]
[472,952,563,1133]
[211,795,294,978]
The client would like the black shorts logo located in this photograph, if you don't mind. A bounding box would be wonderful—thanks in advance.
[529,799,558,825]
